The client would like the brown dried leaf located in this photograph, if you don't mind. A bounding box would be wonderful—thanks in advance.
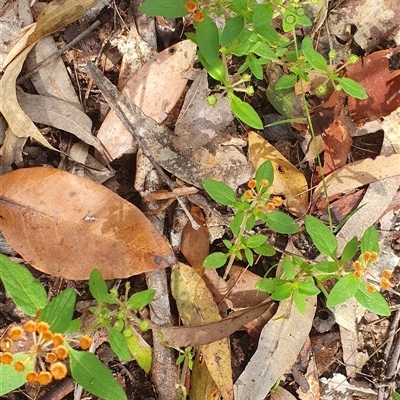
[248,131,308,216]
[170,262,233,400]
[0,167,175,279]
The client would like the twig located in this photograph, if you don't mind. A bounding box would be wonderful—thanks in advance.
[17,20,102,85]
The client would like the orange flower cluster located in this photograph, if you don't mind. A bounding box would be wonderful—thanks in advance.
[353,251,393,292]
[185,1,205,22]
[244,179,284,213]
[0,320,92,385]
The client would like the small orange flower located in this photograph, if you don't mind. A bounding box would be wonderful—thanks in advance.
[0,352,14,365]
[42,330,53,340]
[272,196,284,207]
[381,269,392,279]
[0,338,13,352]
[26,371,38,383]
[256,204,265,212]
[366,283,376,293]
[55,345,68,359]
[37,371,52,385]
[260,179,269,187]
[52,333,64,346]
[50,362,68,380]
[24,320,36,333]
[185,0,197,12]
[353,260,362,271]
[8,326,24,340]
[370,251,378,261]
[244,189,253,199]
[79,335,92,350]
[13,360,25,372]
[362,251,371,261]
[36,321,50,334]
[265,202,276,212]
[248,179,257,189]
[46,352,58,363]
[353,270,362,278]
[194,11,205,22]
[380,278,391,290]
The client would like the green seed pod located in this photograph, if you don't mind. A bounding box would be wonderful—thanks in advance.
[246,85,255,95]
[348,54,359,64]
[123,328,133,338]
[207,95,218,106]
[296,7,305,16]
[328,50,337,60]
[285,14,296,24]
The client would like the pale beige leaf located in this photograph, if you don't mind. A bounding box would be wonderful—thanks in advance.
[0,167,175,280]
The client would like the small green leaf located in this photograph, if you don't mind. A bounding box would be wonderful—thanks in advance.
[89,269,109,306]
[109,328,132,361]
[230,211,244,237]
[220,15,244,46]
[68,346,127,400]
[230,94,263,129]
[248,55,264,80]
[246,234,267,248]
[297,279,320,296]
[313,261,339,273]
[66,318,81,333]
[139,0,188,18]
[305,215,337,258]
[293,291,307,315]
[361,226,379,253]
[275,74,298,90]
[245,213,256,231]
[127,289,156,309]
[197,53,228,84]
[196,16,220,67]
[0,354,34,396]
[0,255,47,316]
[271,282,293,301]
[302,47,328,71]
[326,274,360,307]
[244,247,254,266]
[341,236,358,264]
[354,284,390,316]
[255,277,276,293]
[336,77,368,100]
[255,160,274,189]
[203,252,229,269]
[40,288,76,333]
[264,211,299,234]
[283,257,296,280]
[251,42,276,60]
[253,242,276,256]
[124,327,152,373]
[301,36,313,50]
[202,179,237,206]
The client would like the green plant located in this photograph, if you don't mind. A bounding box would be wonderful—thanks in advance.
[140,0,367,128]
[0,256,155,399]
[202,161,391,316]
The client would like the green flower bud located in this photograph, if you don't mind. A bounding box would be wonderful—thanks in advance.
[207,95,218,106]
[316,84,327,96]
[348,54,359,64]
[328,50,337,60]
[117,311,124,320]
[242,73,251,82]
[335,84,342,91]
[246,85,255,95]
[123,328,133,338]
[139,321,150,332]
[296,7,305,16]
[109,288,118,297]
[285,14,296,24]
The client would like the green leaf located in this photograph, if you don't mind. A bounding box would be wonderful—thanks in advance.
[341,236,358,264]
[326,274,360,307]
[282,11,297,32]
[313,261,339,273]
[127,289,156,309]
[293,291,307,314]
[305,215,337,258]
[68,346,127,400]
[250,42,276,60]
[354,284,391,316]
[230,0,247,13]
[66,318,81,333]
[0,255,47,316]
[283,257,296,279]
[245,213,256,231]
[124,327,152,373]
[264,211,299,234]
[203,252,229,269]
[253,242,276,256]
[255,160,274,189]
[197,54,227,84]
[0,354,34,396]
[252,4,278,43]
[246,234,267,248]
[271,282,293,301]
[139,0,188,18]
[336,77,368,100]
[297,279,320,296]
[230,94,264,129]
[275,74,298,90]
[196,16,220,67]
[244,247,254,266]
[255,277,276,293]
[361,226,379,253]
[202,178,237,206]
[89,268,109,306]
[301,36,313,50]
[302,47,328,71]
[230,211,244,237]
[220,15,244,46]
[248,55,264,80]
[39,288,76,333]
[266,82,298,119]
[109,328,132,361]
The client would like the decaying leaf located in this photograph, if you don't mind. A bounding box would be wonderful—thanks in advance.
[0,167,175,279]
[96,40,197,160]
[171,262,234,400]
[312,154,400,204]
[248,131,309,216]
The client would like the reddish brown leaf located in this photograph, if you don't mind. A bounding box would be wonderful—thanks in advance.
[0,167,175,279]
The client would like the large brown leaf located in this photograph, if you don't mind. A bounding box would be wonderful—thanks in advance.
[0,167,175,279]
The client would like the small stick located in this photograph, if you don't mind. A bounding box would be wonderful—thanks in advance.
[17,20,101,85]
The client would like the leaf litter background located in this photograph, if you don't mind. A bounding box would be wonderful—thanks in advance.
[0,0,400,399]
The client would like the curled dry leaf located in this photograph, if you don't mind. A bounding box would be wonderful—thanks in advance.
[0,167,175,280]
[248,131,309,216]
